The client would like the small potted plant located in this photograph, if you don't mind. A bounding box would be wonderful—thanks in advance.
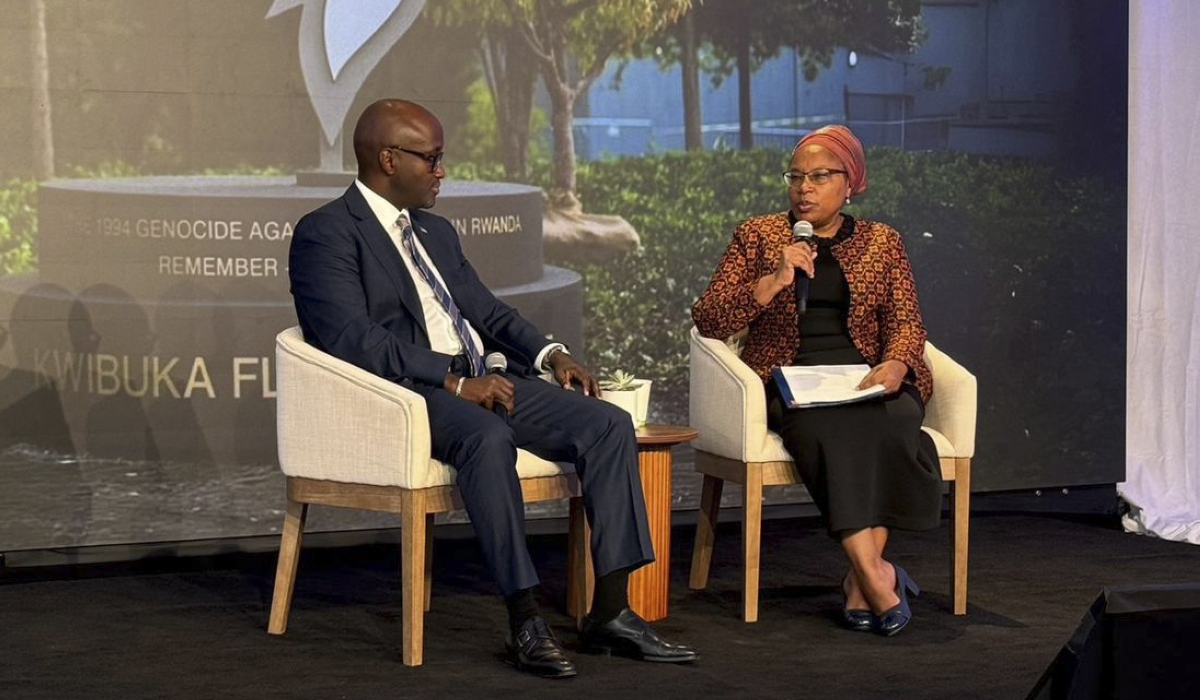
[598,370,652,428]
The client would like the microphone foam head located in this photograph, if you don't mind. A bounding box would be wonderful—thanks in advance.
[792,220,814,240]
[484,352,508,373]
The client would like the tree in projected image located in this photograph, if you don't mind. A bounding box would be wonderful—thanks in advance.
[636,0,925,149]
[431,0,693,211]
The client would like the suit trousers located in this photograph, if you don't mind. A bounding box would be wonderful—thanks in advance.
[411,374,655,597]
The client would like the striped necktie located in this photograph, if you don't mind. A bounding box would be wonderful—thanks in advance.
[397,213,485,377]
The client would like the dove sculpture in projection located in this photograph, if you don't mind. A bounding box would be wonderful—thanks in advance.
[267,0,428,148]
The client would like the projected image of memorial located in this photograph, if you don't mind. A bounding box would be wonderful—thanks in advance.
[0,0,1126,553]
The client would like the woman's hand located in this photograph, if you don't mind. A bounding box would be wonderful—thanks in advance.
[857,360,908,394]
[755,242,817,305]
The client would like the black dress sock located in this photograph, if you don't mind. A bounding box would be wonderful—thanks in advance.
[505,587,541,631]
[590,569,630,623]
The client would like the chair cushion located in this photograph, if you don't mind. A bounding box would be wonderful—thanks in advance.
[421,450,575,488]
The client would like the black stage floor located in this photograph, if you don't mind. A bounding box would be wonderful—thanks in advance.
[3,512,1199,700]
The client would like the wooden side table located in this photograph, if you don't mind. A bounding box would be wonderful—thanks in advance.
[567,423,698,625]
[628,424,698,621]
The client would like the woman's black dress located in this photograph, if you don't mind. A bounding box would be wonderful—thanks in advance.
[765,216,943,536]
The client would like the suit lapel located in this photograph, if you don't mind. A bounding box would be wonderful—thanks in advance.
[342,186,429,337]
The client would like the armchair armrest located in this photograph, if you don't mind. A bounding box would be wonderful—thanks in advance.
[689,326,775,461]
[275,326,448,489]
[922,341,977,459]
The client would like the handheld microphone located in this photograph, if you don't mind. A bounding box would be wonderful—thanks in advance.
[484,352,508,375]
[484,352,510,420]
[792,220,815,317]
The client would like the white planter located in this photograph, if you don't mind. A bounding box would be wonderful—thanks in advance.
[600,380,652,428]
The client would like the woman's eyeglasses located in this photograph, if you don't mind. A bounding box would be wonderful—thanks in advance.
[782,169,847,188]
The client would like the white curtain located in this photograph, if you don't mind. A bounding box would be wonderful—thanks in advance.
[1121,0,1200,543]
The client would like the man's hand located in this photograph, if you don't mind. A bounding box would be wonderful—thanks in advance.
[857,360,908,394]
[547,349,600,396]
[451,374,516,413]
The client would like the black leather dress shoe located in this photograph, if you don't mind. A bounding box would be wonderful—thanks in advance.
[579,608,698,663]
[504,616,577,678]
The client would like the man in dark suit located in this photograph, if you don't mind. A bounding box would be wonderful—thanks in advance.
[289,99,696,677]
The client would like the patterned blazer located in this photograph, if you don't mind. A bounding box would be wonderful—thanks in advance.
[692,212,932,403]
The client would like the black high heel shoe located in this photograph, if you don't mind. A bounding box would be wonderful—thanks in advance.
[840,575,873,632]
[873,565,920,637]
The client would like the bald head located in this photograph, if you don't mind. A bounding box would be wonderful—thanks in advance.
[353,99,437,178]
[352,99,446,211]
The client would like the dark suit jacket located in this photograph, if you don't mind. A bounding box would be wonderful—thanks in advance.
[289,184,549,387]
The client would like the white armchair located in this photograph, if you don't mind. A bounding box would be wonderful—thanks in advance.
[687,326,976,621]
[267,326,591,666]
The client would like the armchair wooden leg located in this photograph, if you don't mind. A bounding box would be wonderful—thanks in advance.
[423,513,434,612]
[400,490,428,666]
[566,497,594,629]
[689,474,724,590]
[742,467,763,623]
[268,497,308,635]
[951,458,971,615]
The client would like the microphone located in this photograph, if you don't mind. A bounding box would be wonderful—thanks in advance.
[484,352,509,420]
[792,220,815,317]
[484,351,507,375]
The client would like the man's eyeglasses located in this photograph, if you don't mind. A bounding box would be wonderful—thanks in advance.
[388,146,445,173]
[782,169,847,188]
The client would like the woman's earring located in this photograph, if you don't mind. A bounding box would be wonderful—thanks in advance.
[845,196,851,205]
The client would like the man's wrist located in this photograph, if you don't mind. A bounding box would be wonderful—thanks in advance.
[537,342,569,372]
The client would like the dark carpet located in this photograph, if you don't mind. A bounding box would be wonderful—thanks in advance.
[3,512,1199,700]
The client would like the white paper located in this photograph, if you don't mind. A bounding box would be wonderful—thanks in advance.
[775,364,886,408]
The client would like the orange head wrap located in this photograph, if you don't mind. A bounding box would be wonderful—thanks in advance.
[793,125,868,196]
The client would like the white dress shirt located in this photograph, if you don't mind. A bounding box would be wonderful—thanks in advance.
[353,180,566,373]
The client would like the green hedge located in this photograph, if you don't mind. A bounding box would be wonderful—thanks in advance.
[0,178,38,276]
[564,150,788,401]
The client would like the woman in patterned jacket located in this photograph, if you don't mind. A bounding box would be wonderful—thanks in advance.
[692,125,941,637]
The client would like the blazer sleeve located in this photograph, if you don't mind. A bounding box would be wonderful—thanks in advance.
[289,208,456,388]
[880,232,928,374]
[692,220,771,340]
